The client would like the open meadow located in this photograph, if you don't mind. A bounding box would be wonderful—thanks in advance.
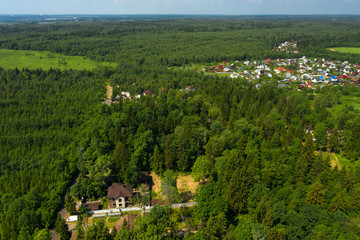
[329,47,360,55]
[0,49,117,70]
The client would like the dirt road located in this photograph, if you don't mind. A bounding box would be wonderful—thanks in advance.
[103,85,113,106]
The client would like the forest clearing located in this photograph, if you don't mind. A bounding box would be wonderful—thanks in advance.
[0,49,117,70]
[151,172,199,202]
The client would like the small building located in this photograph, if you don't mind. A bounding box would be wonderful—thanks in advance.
[143,90,154,96]
[66,215,78,222]
[298,85,305,91]
[305,125,314,134]
[121,91,131,100]
[185,86,196,92]
[230,73,239,78]
[151,199,165,206]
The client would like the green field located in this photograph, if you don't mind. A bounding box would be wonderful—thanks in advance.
[329,47,360,54]
[0,49,117,70]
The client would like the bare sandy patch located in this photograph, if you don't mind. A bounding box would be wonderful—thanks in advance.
[330,153,342,170]
[151,172,162,194]
[106,85,113,100]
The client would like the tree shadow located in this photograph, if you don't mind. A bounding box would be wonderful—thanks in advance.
[180,191,193,202]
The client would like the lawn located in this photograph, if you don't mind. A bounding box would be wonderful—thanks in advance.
[107,219,119,229]
[328,47,360,55]
[0,49,117,70]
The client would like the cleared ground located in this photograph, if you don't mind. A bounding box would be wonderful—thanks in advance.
[151,172,199,202]
[0,49,117,70]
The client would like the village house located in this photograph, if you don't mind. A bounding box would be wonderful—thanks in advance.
[107,172,150,209]
[143,90,154,96]
[107,183,135,209]
[185,86,196,92]
[121,91,131,100]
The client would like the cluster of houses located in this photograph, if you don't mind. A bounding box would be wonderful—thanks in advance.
[112,90,153,102]
[273,41,299,53]
[205,56,360,90]
[113,86,196,103]
[208,61,233,73]
[305,125,344,144]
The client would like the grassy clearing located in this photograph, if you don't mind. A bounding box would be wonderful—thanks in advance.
[0,49,117,70]
[328,95,360,116]
[107,217,121,223]
[329,47,360,55]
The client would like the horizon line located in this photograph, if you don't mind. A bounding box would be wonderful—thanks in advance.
[1,13,360,16]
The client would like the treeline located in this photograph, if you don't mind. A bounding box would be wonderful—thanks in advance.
[1,17,360,65]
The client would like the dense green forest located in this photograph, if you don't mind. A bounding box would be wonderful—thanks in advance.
[1,16,360,239]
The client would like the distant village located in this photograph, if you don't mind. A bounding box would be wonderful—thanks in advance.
[111,41,359,102]
[204,56,360,90]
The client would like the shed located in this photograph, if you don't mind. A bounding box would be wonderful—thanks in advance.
[66,215,78,222]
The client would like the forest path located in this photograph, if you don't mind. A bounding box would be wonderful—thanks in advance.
[50,173,80,240]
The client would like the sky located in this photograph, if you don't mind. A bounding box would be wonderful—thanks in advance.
[0,0,359,15]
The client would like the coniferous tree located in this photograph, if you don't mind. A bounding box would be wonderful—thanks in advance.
[55,214,70,240]
[151,145,164,176]
[164,135,175,170]
[305,181,325,206]
[113,141,130,181]
[226,167,252,214]
[64,192,76,215]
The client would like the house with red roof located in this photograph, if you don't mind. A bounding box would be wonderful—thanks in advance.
[143,90,154,96]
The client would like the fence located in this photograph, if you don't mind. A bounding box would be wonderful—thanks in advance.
[87,202,197,216]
